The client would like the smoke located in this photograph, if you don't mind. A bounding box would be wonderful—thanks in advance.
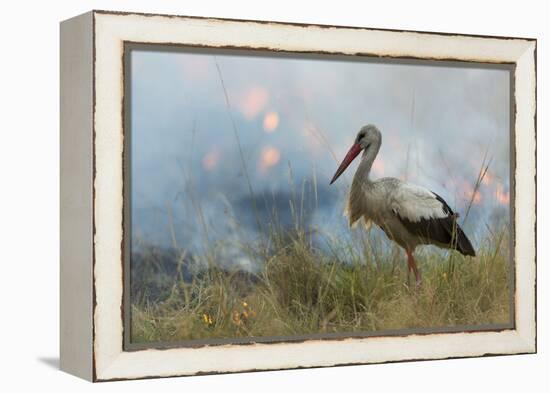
[130,48,511,261]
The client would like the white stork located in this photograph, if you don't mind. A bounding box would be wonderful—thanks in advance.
[330,124,475,285]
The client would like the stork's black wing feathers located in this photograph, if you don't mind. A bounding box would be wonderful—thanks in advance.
[396,191,476,257]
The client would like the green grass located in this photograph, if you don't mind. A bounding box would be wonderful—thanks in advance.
[130,224,511,344]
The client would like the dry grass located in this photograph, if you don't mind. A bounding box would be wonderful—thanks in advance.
[130,224,511,344]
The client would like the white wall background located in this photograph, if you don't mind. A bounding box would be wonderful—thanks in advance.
[0,0,546,391]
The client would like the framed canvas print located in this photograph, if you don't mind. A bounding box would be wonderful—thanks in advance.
[60,10,537,381]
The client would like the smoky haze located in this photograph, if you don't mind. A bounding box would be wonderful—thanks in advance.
[129,48,511,268]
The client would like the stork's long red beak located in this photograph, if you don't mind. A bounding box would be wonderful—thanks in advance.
[330,143,362,184]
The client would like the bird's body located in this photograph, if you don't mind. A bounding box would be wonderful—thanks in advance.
[330,124,475,284]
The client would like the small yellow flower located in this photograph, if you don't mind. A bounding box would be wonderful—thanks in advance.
[232,310,241,325]
[442,272,448,279]
[202,313,213,326]
[231,301,256,327]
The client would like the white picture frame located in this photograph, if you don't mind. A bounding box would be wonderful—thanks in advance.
[60,10,536,381]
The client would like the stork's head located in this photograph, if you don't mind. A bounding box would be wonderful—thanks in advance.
[355,124,382,150]
[330,124,381,184]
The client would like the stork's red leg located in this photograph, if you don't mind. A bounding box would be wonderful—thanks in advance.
[406,249,422,286]
[405,253,412,286]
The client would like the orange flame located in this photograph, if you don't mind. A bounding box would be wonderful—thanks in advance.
[461,181,482,205]
[263,111,279,133]
[238,86,268,120]
[495,184,510,205]
[482,171,495,185]
[472,191,482,204]
[258,146,281,172]
[202,149,220,171]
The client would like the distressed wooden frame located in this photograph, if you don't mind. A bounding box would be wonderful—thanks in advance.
[60,10,537,382]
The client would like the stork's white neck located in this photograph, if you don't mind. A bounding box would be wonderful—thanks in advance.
[353,141,380,185]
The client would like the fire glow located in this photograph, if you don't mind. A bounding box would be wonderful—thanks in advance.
[482,171,495,185]
[469,190,482,205]
[461,181,482,205]
[202,149,220,171]
[238,86,269,120]
[263,111,279,133]
[495,184,510,205]
[258,146,281,172]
